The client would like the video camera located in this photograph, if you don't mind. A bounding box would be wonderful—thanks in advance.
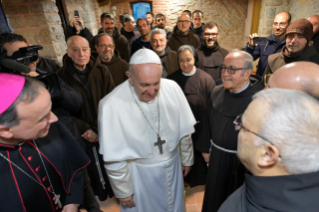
[0,46,61,98]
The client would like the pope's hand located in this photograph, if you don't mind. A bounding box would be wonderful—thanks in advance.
[82,129,99,142]
[182,166,191,177]
[119,195,136,208]
[61,204,78,212]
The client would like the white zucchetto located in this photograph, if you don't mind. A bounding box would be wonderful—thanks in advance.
[129,47,162,65]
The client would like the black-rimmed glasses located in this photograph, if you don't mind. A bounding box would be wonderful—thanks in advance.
[233,114,274,145]
[219,65,245,75]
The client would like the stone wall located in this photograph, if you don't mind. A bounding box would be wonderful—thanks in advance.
[3,0,67,65]
[110,0,249,49]
[258,0,319,37]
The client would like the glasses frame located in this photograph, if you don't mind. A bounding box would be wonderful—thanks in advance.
[219,65,245,75]
[233,114,274,145]
[98,45,115,50]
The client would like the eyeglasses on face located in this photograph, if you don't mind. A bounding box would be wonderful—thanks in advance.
[233,114,274,145]
[273,22,287,27]
[219,65,245,75]
[177,20,190,24]
[98,45,114,50]
[204,33,219,37]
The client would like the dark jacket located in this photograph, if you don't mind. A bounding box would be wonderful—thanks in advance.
[65,25,93,42]
[311,32,319,53]
[168,25,200,52]
[244,34,286,76]
[120,27,140,47]
[193,23,205,42]
[57,54,115,135]
[264,45,319,76]
[218,171,319,212]
[37,57,60,73]
[196,42,228,81]
[97,27,131,62]
[94,50,129,87]
[131,36,151,55]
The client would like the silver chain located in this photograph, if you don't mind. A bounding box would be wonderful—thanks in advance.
[0,141,57,197]
[130,85,160,135]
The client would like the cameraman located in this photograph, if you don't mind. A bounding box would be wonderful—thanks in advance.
[65,13,93,42]
[0,33,103,212]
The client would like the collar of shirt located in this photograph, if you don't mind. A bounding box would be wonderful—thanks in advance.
[182,67,196,76]
[230,81,250,94]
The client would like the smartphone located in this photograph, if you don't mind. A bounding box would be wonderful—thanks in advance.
[74,10,79,17]
[253,37,267,45]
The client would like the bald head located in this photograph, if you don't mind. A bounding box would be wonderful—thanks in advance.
[268,62,319,99]
[308,15,319,34]
[66,36,91,70]
[177,13,191,34]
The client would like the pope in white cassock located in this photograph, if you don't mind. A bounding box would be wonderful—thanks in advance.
[98,48,196,212]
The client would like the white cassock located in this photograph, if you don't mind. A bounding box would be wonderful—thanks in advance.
[98,79,196,212]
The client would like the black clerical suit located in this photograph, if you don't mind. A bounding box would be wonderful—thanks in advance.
[198,75,264,212]
[218,171,319,212]
[0,121,90,212]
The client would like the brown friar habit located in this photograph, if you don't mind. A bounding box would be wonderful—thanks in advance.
[167,68,215,187]
[196,41,228,81]
[159,45,179,77]
[91,27,131,63]
[57,54,115,201]
[120,27,141,48]
[197,75,264,212]
[93,50,129,87]
[168,25,200,52]
[264,44,319,77]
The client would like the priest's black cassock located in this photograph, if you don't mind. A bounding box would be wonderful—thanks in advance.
[168,68,215,187]
[0,121,90,212]
[197,75,264,212]
[218,171,319,212]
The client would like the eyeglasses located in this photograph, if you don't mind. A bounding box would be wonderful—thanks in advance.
[98,45,114,50]
[203,33,219,38]
[177,20,190,24]
[219,65,245,75]
[273,22,287,27]
[233,114,274,145]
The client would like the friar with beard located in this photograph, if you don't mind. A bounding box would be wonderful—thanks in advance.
[155,13,171,38]
[150,28,178,78]
[93,13,130,63]
[168,13,200,52]
[94,33,129,87]
[196,22,228,83]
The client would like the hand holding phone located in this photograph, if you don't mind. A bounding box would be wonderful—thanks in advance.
[253,37,268,46]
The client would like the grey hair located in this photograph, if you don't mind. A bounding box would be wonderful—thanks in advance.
[150,28,167,39]
[176,45,198,65]
[0,77,44,127]
[227,49,253,76]
[252,88,319,174]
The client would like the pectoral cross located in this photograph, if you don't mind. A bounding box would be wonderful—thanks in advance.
[55,194,62,208]
[154,135,166,154]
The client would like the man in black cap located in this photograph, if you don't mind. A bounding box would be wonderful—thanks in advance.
[264,19,319,76]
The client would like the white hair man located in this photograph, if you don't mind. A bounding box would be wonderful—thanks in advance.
[150,28,178,77]
[219,88,319,212]
[198,50,264,212]
[98,48,196,212]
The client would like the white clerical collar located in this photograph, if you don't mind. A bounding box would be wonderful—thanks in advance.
[182,67,196,76]
[230,81,250,94]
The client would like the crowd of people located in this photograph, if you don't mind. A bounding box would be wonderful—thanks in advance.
[1,7,319,212]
